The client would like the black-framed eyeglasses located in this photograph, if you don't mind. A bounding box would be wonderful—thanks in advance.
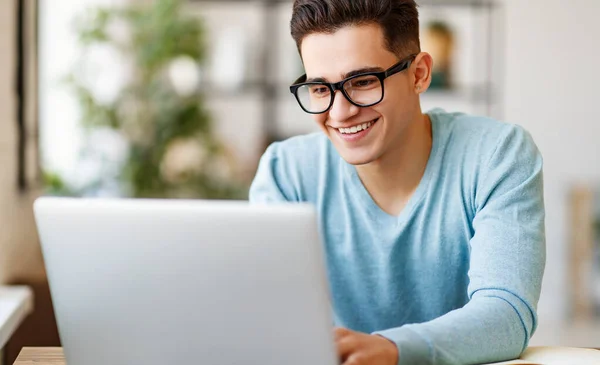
[289,54,417,114]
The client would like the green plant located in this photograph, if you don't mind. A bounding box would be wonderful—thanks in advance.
[49,0,244,199]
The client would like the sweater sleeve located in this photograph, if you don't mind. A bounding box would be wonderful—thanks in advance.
[374,125,546,365]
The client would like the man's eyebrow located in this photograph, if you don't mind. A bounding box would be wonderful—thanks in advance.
[305,76,328,83]
[305,66,385,84]
[344,66,384,79]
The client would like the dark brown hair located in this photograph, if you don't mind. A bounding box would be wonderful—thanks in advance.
[291,0,421,57]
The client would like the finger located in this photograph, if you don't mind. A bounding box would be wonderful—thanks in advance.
[334,327,352,340]
[343,353,366,365]
[336,334,358,359]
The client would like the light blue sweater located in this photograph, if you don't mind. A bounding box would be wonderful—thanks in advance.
[249,109,546,365]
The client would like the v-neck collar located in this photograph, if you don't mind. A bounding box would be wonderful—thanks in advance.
[341,111,445,228]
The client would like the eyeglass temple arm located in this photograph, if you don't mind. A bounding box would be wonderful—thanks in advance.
[384,54,418,78]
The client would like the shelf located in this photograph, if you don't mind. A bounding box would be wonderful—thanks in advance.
[424,84,496,102]
[199,81,284,99]
[0,286,34,350]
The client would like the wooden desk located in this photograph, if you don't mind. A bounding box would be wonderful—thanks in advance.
[13,346,600,365]
[13,348,63,365]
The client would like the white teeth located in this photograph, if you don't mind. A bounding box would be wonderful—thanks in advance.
[338,121,376,134]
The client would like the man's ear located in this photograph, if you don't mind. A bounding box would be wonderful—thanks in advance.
[412,52,433,94]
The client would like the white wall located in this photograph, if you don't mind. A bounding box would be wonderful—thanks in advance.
[500,0,600,324]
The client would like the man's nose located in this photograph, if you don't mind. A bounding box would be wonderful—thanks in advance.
[328,90,360,123]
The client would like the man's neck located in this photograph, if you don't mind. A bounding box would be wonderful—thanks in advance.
[355,113,433,216]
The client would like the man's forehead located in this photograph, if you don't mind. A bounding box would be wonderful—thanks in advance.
[300,25,394,80]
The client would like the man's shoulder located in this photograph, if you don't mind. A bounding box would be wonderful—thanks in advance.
[252,133,336,202]
[434,110,521,138]
[432,109,535,156]
[431,110,542,197]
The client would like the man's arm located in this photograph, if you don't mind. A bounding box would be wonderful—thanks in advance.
[373,125,546,365]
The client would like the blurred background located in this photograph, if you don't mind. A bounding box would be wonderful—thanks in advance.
[0,0,599,362]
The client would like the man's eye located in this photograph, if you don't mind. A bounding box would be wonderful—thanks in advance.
[310,86,330,96]
[352,78,377,88]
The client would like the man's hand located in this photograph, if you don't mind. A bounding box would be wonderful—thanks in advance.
[334,327,399,365]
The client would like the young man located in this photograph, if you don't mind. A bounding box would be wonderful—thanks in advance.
[250,1,545,364]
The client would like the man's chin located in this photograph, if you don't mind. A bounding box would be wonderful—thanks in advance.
[328,137,378,166]
[339,152,376,166]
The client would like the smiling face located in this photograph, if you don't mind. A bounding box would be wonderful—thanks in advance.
[300,24,424,166]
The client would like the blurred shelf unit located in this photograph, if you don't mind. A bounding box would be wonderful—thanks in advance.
[188,0,503,142]
[569,185,600,322]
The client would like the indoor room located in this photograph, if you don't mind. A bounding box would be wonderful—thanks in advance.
[0,0,599,364]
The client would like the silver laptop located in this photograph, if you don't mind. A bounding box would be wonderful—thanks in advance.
[34,197,337,365]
